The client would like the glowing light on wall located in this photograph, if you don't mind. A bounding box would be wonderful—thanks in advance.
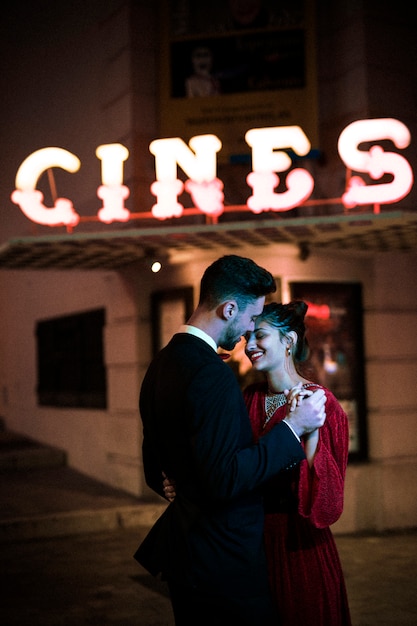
[245,126,314,212]
[323,343,338,373]
[338,118,414,207]
[305,302,330,320]
[151,260,162,273]
[11,147,81,226]
[149,134,223,218]
[95,144,130,223]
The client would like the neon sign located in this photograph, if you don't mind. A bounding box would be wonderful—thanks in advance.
[338,118,413,208]
[12,147,81,226]
[245,125,314,212]
[10,118,413,228]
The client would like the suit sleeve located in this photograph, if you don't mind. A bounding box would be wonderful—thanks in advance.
[188,361,305,501]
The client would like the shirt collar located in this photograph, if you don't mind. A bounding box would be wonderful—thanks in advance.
[178,324,217,352]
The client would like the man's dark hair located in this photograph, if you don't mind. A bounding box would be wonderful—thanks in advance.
[198,255,276,310]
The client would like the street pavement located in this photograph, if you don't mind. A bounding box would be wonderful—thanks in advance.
[2,526,417,626]
[1,525,175,626]
[1,427,417,625]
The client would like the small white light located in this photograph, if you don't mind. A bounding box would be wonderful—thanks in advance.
[150,260,162,273]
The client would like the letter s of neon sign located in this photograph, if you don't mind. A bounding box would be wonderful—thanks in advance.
[338,118,413,207]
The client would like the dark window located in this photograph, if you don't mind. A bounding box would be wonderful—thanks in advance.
[36,309,107,409]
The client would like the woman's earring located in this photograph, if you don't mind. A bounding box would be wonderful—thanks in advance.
[287,346,291,356]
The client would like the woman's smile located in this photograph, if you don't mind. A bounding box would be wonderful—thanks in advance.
[248,350,264,363]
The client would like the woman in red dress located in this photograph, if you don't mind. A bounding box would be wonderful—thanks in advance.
[243,300,351,626]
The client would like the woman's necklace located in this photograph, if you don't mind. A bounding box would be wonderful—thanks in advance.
[264,391,287,426]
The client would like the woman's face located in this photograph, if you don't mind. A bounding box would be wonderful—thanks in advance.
[244,320,286,373]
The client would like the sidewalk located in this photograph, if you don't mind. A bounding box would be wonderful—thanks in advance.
[0,427,167,543]
[1,427,417,625]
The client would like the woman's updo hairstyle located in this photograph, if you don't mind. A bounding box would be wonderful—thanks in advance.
[256,300,310,363]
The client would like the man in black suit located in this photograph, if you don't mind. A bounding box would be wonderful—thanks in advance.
[135,255,326,625]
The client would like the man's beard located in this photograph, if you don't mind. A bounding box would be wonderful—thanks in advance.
[219,321,241,352]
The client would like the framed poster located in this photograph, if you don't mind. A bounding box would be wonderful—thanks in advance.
[151,287,194,354]
[290,282,368,460]
[159,0,319,162]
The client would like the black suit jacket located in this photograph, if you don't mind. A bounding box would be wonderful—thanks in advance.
[135,332,305,596]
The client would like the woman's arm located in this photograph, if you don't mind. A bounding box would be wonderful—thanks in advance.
[298,390,349,528]
[303,428,320,467]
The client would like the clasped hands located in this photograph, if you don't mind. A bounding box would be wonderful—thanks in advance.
[283,383,326,439]
[162,471,176,502]
[162,384,326,502]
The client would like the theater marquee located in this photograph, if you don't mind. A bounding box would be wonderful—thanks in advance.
[10,118,414,230]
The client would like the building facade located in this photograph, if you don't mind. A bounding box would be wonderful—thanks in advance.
[0,0,416,534]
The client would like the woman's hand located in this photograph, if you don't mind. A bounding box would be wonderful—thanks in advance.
[162,472,176,502]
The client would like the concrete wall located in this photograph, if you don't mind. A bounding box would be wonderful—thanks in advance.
[333,252,417,533]
[1,243,416,533]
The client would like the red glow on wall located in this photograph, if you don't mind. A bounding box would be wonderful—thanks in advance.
[305,302,331,320]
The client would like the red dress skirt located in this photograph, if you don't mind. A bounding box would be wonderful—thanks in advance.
[244,382,352,626]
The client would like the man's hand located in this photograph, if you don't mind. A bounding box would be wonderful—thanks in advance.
[283,388,326,437]
[284,382,313,412]
[162,472,176,502]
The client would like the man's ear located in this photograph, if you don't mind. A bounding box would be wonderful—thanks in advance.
[219,300,237,320]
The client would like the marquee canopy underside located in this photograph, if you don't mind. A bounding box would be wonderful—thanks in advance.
[0,211,416,270]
